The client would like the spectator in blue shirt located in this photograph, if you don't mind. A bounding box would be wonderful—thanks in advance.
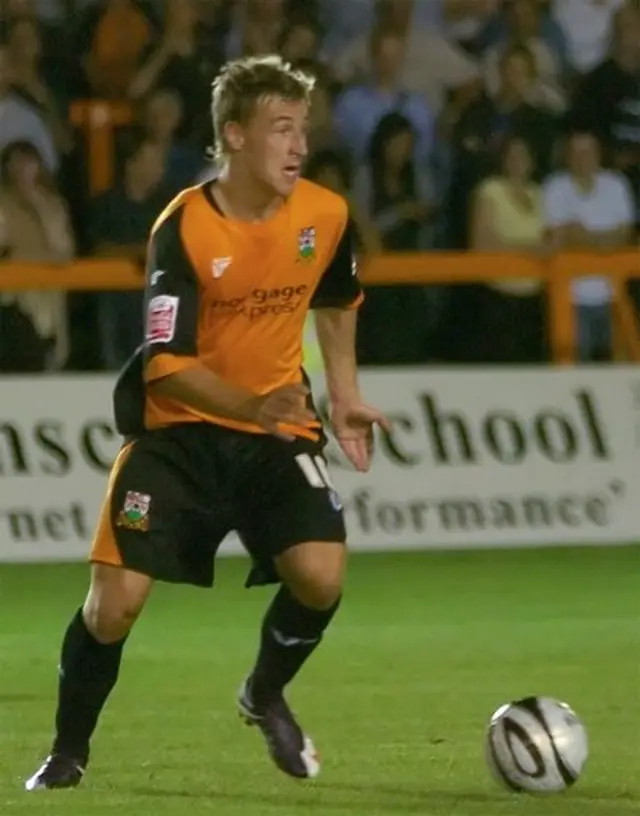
[333,27,435,167]
[318,0,445,61]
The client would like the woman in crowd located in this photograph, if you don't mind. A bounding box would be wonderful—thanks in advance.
[352,112,441,364]
[465,134,548,363]
[354,111,435,251]
[0,140,75,371]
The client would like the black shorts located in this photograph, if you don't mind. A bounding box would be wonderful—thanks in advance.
[90,423,346,588]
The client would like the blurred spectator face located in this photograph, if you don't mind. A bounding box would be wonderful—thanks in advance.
[8,17,41,65]
[0,47,13,97]
[612,5,640,65]
[6,0,36,16]
[567,133,601,179]
[243,20,276,55]
[107,0,135,10]
[502,137,533,182]
[198,0,224,24]
[166,0,199,31]
[371,32,405,85]
[309,84,332,131]
[250,0,286,22]
[145,89,184,142]
[378,0,414,31]
[500,49,535,101]
[281,23,320,64]
[126,142,165,193]
[508,0,540,41]
[384,127,414,169]
[4,143,44,191]
[313,163,347,195]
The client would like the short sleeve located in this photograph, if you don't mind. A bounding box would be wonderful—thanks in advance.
[542,177,569,227]
[610,175,634,225]
[310,218,363,310]
[143,208,200,382]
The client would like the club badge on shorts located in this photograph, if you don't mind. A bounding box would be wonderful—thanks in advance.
[116,491,151,532]
[297,226,316,262]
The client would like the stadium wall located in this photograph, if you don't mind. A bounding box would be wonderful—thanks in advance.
[0,368,638,562]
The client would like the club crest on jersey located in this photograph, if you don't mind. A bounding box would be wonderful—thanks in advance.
[297,226,316,262]
[116,491,150,532]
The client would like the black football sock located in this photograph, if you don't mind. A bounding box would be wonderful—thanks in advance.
[249,587,341,709]
[52,608,127,760]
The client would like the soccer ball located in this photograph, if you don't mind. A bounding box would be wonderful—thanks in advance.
[485,696,588,794]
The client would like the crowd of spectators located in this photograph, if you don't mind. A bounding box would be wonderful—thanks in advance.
[0,0,638,372]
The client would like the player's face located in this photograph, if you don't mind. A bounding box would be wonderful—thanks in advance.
[243,96,309,197]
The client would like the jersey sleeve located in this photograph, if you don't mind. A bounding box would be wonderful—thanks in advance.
[310,218,364,310]
[143,208,200,383]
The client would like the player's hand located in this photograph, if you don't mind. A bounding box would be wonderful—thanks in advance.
[253,384,316,441]
[331,402,390,473]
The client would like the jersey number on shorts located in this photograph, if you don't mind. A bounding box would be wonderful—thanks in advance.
[295,454,335,490]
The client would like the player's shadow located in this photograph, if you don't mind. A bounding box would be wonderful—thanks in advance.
[333,780,639,803]
[132,781,638,810]
[131,782,506,812]
[0,693,42,702]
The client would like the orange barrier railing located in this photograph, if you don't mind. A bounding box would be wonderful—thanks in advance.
[70,101,134,194]
[1,251,639,363]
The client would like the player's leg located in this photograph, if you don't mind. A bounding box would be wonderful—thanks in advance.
[235,434,348,778]
[248,539,345,706]
[25,427,225,791]
[25,563,153,790]
[239,541,346,779]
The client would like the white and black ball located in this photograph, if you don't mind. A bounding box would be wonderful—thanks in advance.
[486,696,588,794]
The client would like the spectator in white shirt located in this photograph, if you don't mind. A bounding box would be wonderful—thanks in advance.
[543,130,634,361]
[552,0,626,74]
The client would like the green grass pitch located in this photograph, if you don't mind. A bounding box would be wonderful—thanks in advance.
[0,546,638,816]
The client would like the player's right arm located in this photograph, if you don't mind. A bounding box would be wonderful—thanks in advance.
[143,209,314,437]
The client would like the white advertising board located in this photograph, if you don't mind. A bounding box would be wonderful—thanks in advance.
[0,368,638,562]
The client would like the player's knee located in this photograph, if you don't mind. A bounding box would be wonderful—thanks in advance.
[83,593,140,643]
[288,553,345,610]
[296,575,343,611]
[83,564,151,643]
[278,541,346,610]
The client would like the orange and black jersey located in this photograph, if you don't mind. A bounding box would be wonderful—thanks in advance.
[113,178,363,439]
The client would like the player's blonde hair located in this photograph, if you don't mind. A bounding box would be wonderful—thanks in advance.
[210,55,315,167]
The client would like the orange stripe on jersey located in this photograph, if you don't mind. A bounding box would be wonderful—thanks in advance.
[124,178,362,438]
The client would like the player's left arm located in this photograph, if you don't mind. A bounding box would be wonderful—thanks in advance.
[311,218,389,473]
